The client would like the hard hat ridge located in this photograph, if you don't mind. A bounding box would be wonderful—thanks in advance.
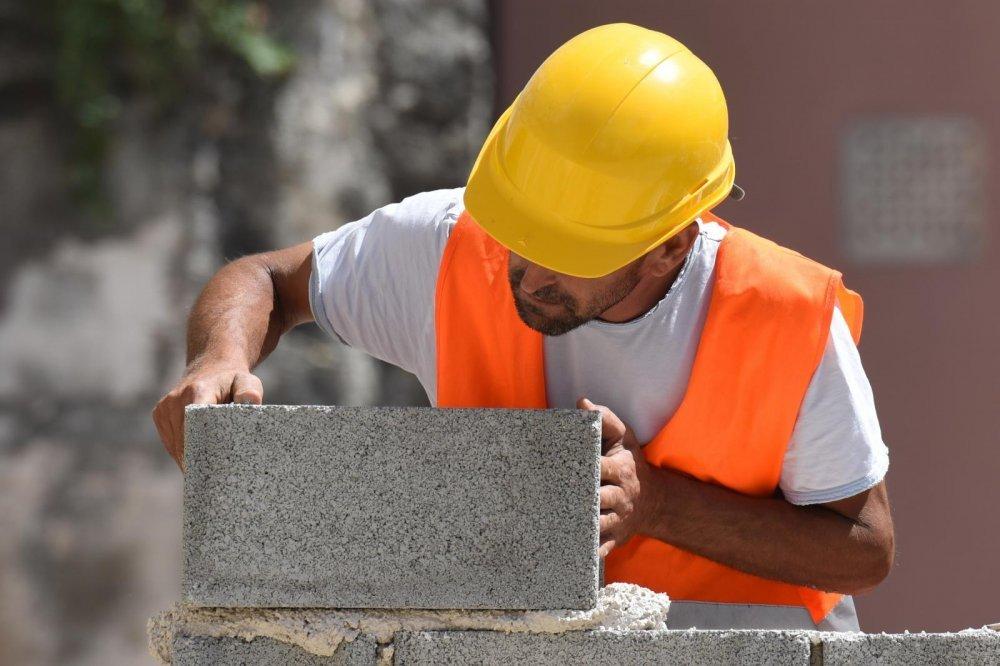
[465,23,737,278]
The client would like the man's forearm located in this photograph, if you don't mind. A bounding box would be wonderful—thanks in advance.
[639,468,893,594]
[186,257,290,371]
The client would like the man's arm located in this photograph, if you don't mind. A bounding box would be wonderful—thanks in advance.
[636,466,893,594]
[152,242,315,468]
[587,399,895,595]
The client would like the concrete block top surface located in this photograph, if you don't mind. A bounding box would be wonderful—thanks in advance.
[182,405,601,609]
[820,629,1000,665]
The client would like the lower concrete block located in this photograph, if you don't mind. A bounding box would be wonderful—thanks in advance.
[392,629,813,665]
[171,634,376,665]
[182,405,601,609]
[148,582,672,665]
[820,629,1000,665]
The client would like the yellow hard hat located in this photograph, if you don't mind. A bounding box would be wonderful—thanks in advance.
[464,23,738,278]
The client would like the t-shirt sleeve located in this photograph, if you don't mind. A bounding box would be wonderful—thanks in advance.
[779,306,890,505]
[308,188,460,387]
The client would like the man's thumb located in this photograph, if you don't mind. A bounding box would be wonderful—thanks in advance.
[577,397,627,451]
[232,372,264,405]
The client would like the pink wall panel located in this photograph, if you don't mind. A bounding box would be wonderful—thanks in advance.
[493,0,1000,632]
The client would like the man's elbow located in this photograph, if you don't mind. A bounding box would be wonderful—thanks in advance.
[844,526,895,595]
[820,481,895,595]
[230,244,315,333]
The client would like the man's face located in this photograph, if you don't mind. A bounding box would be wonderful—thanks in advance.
[507,253,642,336]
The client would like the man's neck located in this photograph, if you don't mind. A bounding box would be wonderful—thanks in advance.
[597,236,696,324]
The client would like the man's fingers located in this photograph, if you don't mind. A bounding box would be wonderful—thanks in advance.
[598,538,617,559]
[161,379,220,468]
[153,399,184,469]
[600,455,623,485]
[621,426,642,452]
[152,403,176,463]
[185,379,221,405]
[600,511,622,534]
[232,372,264,405]
[600,484,629,512]
[167,397,187,463]
[577,397,627,450]
[153,367,258,471]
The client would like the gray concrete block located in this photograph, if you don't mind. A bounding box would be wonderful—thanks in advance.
[171,634,376,665]
[821,629,1000,665]
[393,629,813,665]
[182,405,601,609]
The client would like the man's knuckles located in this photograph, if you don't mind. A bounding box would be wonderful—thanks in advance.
[602,451,637,482]
[600,458,622,483]
[599,512,622,532]
[615,452,638,480]
[599,485,634,514]
[183,379,218,403]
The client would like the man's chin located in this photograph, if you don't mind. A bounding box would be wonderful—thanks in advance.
[514,300,584,337]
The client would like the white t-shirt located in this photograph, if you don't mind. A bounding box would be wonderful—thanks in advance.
[309,188,889,505]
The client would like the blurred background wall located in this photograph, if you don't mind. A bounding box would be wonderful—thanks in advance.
[492,0,1000,633]
[0,1,996,664]
[0,1,487,663]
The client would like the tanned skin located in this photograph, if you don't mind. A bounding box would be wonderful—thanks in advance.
[153,222,894,594]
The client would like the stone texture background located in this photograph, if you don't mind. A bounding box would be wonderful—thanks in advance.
[0,1,491,663]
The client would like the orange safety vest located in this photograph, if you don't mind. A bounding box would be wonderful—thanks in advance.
[435,210,863,625]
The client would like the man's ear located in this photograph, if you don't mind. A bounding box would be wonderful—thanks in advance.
[644,223,698,278]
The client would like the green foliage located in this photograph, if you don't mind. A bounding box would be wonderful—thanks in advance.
[45,0,295,207]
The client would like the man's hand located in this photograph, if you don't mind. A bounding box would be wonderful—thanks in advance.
[152,242,314,471]
[152,363,264,469]
[577,398,894,593]
[578,398,656,558]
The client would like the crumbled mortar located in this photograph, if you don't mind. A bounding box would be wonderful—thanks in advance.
[148,582,670,663]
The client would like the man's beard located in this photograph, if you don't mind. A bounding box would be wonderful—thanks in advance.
[508,263,641,336]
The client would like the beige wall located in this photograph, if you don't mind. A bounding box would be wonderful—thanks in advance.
[492,0,1000,632]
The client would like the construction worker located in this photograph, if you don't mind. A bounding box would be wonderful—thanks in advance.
[153,24,894,631]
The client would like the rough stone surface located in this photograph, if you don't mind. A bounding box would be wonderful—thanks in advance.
[182,405,601,609]
[172,635,376,665]
[151,598,1000,666]
[393,629,814,665]
[820,629,1000,665]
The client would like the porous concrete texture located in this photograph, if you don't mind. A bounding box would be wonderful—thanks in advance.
[172,634,376,666]
[393,629,813,665]
[150,598,1000,665]
[154,629,1000,666]
[183,405,601,609]
[819,628,1000,665]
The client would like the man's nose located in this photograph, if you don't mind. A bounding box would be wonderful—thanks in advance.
[518,263,557,294]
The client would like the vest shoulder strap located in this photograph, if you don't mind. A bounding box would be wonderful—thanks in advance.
[645,214,859,494]
[435,212,546,408]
